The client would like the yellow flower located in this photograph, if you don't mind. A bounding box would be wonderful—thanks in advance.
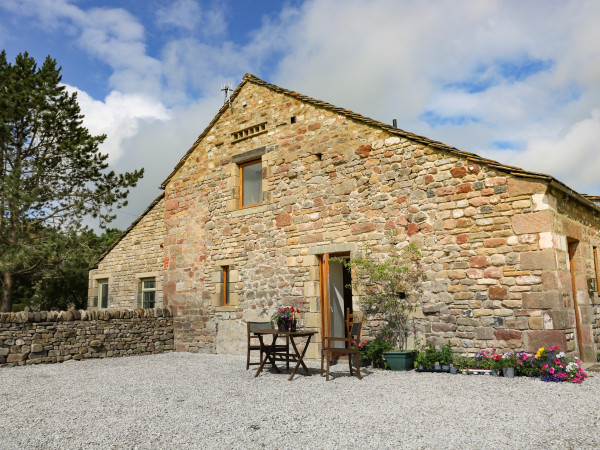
[535,347,545,359]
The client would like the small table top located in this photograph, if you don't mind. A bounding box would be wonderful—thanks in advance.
[253,328,317,337]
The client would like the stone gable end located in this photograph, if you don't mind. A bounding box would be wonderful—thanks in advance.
[92,77,600,362]
[89,198,165,310]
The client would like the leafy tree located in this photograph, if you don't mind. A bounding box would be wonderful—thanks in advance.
[29,228,122,311]
[0,51,143,312]
[341,240,422,350]
[9,228,122,311]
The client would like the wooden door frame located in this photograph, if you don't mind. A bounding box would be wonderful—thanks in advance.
[318,254,330,342]
[318,252,351,343]
[567,239,585,359]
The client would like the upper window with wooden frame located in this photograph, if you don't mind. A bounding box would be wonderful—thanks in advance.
[239,158,262,208]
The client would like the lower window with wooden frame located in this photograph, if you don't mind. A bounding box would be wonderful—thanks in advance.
[221,266,230,306]
[138,277,156,309]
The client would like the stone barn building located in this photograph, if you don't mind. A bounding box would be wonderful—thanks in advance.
[89,74,600,361]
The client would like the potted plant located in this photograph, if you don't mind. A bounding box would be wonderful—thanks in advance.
[500,352,517,378]
[415,345,437,371]
[365,335,394,369]
[414,343,453,372]
[351,340,373,368]
[340,240,422,371]
[439,343,453,372]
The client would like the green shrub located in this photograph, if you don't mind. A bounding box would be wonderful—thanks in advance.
[366,336,394,369]
[414,344,454,369]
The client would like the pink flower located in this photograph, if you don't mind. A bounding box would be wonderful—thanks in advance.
[555,359,560,364]
[542,364,548,370]
[549,346,554,351]
[549,368,555,374]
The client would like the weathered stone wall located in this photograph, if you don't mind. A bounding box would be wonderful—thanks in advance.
[89,197,165,309]
[553,189,600,361]
[159,79,599,360]
[0,308,173,367]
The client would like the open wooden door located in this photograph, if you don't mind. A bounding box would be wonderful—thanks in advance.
[319,254,330,342]
[319,253,352,348]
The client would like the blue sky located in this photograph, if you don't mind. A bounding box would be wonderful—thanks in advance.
[2,0,600,229]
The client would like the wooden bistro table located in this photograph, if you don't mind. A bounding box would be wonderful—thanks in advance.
[253,329,317,381]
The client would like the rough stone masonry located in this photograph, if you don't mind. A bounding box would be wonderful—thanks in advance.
[0,308,173,367]
[90,74,600,362]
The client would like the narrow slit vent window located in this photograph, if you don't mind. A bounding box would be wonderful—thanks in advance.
[221,266,230,306]
[231,122,267,142]
[240,159,262,208]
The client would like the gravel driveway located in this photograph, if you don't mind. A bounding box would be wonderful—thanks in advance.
[1,352,598,449]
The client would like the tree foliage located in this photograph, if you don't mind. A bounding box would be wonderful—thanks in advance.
[0,51,143,311]
[341,241,422,350]
[11,228,122,311]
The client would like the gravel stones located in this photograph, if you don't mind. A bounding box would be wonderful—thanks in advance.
[0,353,599,448]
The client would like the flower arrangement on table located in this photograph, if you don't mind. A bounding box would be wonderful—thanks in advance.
[270,306,299,330]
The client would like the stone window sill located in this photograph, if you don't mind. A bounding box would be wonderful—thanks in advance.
[214,306,241,312]
[230,204,268,217]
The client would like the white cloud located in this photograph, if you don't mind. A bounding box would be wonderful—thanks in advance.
[64,85,170,163]
[155,0,226,38]
[156,0,203,30]
[485,110,600,193]
[76,7,162,94]
[0,0,163,95]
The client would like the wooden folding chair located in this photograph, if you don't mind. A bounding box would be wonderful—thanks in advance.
[320,322,363,381]
[321,307,354,371]
[246,321,289,370]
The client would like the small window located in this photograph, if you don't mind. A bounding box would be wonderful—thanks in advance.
[140,278,156,309]
[240,159,262,208]
[221,266,230,306]
[97,279,109,309]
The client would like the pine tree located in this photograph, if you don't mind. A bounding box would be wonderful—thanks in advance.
[0,51,143,312]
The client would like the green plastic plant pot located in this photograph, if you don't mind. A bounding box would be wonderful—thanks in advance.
[383,351,415,371]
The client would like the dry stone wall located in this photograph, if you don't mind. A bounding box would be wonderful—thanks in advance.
[89,197,165,309]
[0,308,173,367]
[159,80,600,360]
